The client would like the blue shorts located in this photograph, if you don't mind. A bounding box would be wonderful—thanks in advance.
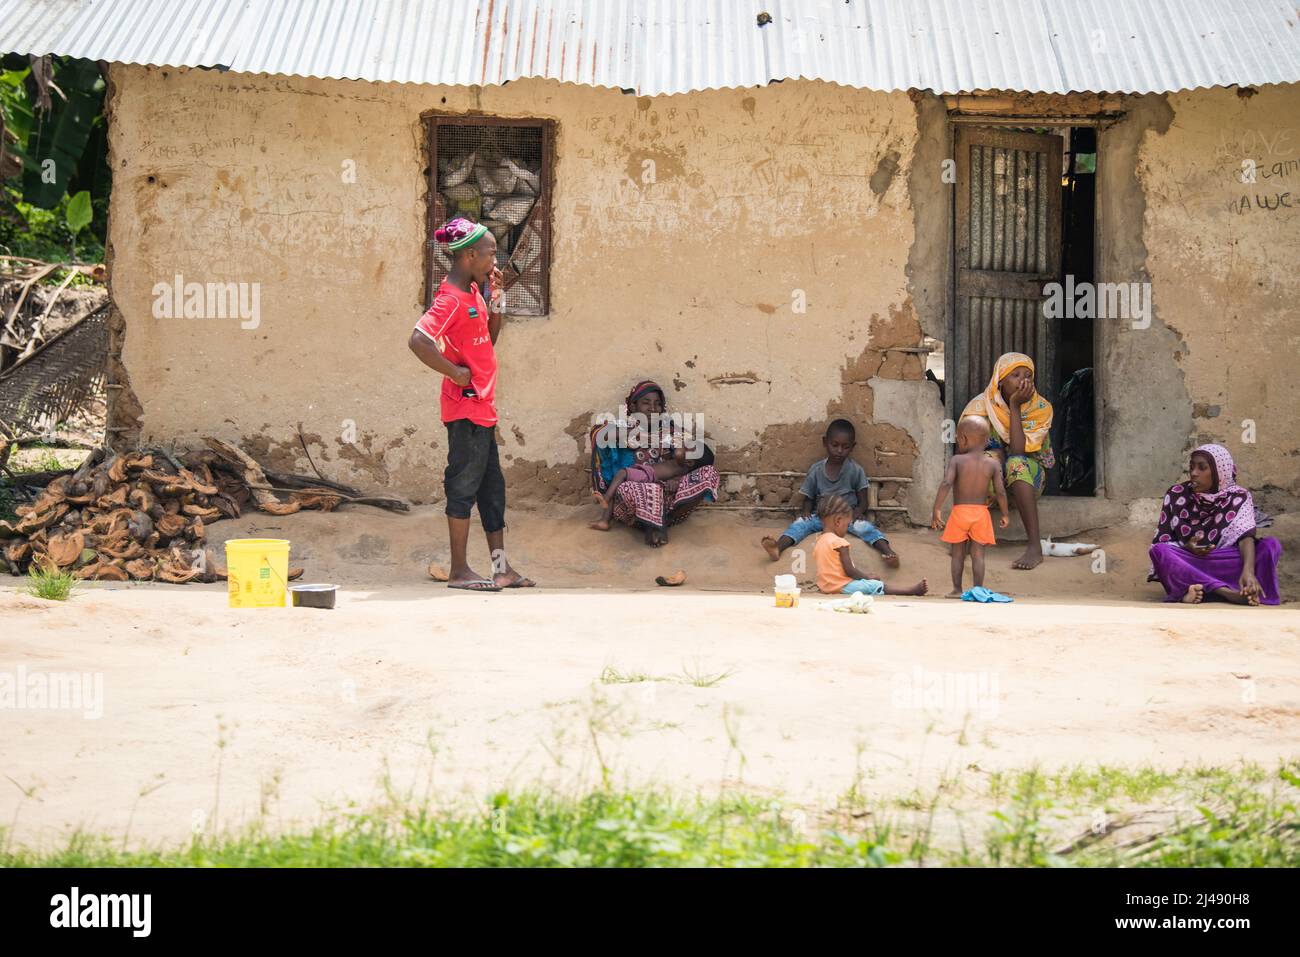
[781,514,886,547]
[842,579,885,595]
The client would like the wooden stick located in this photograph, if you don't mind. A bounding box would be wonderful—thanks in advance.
[1,465,76,486]
[243,483,409,512]
[203,437,282,509]
[706,504,909,512]
[296,423,330,485]
[265,470,361,497]
[15,267,79,361]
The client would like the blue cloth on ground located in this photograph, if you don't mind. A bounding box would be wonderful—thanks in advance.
[961,586,1013,603]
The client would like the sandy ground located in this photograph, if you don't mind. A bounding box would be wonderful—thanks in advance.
[2,506,1297,849]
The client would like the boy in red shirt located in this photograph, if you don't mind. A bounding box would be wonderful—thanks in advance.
[407,218,534,591]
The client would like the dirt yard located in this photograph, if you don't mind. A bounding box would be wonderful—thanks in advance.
[3,506,1297,848]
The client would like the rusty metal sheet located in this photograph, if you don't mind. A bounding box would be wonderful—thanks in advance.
[2,0,1298,95]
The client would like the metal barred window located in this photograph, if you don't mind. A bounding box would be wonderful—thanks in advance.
[424,116,554,316]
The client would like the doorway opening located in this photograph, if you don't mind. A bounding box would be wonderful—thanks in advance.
[948,122,1098,496]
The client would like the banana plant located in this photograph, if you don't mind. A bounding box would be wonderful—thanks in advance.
[1,57,106,209]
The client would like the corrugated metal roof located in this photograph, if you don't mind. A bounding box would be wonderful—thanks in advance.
[2,0,1298,95]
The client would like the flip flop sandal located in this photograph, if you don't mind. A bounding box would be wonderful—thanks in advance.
[502,576,537,588]
[448,579,502,592]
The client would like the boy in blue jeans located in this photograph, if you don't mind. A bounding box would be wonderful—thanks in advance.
[761,418,901,566]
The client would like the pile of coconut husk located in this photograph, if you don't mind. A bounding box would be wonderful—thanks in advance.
[0,437,408,582]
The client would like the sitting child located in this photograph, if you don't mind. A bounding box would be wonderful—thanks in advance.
[761,418,900,566]
[590,442,714,531]
[931,416,1010,597]
[814,496,927,597]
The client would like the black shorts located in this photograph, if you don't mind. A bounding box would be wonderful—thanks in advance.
[444,419,506,531]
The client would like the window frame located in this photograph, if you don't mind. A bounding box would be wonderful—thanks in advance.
[422,113,555,316]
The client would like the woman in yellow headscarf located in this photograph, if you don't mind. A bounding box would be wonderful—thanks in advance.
[960,353,1056,570]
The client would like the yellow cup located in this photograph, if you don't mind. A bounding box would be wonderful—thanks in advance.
[774,589,800,608]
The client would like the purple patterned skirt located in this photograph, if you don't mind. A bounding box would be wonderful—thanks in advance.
[1148,538,1282,604]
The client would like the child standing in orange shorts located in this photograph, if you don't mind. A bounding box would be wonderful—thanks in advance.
[932,417,1010,598]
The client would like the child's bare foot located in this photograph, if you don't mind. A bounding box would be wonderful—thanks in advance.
[591,490,609,509]
[873,541,900,567]
[1180,583,1204,604]
[588,518,610,531]
[760,536,781,561]
[893,579,927,596]
[945,589,963,599]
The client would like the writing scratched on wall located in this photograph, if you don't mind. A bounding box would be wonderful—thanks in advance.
[1225,192,1298,214]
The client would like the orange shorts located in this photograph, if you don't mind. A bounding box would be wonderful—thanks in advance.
[942,504,996,545]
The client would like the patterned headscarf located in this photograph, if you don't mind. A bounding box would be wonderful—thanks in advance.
[434,217,488,251]
[959,353,1054,454]
[590,380,671,490]
[625,380,665,412]
[1153,443,1257,550]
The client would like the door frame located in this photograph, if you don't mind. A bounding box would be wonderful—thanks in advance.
[946,114,1107,496]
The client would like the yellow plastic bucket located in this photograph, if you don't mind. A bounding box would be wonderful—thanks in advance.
[225,539,290,608]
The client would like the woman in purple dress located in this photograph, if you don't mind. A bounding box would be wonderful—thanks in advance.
[1148,444,1282,605]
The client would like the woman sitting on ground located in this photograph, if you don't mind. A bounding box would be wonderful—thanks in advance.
[589,380,720,547]
[1148,444,1282,605]
[959,352,1055,570]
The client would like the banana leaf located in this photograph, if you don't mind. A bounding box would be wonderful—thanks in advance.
[21,58,104,208]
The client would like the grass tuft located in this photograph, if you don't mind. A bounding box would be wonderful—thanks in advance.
[25,564,77,601]
[679,660,736,688]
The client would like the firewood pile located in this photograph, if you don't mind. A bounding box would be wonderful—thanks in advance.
[0,437,407,582]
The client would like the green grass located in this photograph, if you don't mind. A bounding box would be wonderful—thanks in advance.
[2,790,898,868]
[24,564,77,601]
[599,660,736,688]
[679,660,736,688]
[3,763,1296,868]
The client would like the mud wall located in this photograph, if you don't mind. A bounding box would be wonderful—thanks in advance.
[104,65,1299,518]
[1104,84,1300,501]
[105,66,928,509]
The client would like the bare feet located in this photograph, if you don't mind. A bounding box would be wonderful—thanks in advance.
[945,589,963,599]
[591,490,609,509]
[1012,545,1044,570]
[890,579,928,596]
[643,526,668,547]
[588,518,610,531]
[760,536,781,561]
[1211,586,1257,606]
[1180,583,1204,604]
[873,541,901,567]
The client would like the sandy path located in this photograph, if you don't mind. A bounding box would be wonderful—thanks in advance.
[3,578,1298,849]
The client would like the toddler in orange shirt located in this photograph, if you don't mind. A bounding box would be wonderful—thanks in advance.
[814,496,928,597]
[931,417,1010,597]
